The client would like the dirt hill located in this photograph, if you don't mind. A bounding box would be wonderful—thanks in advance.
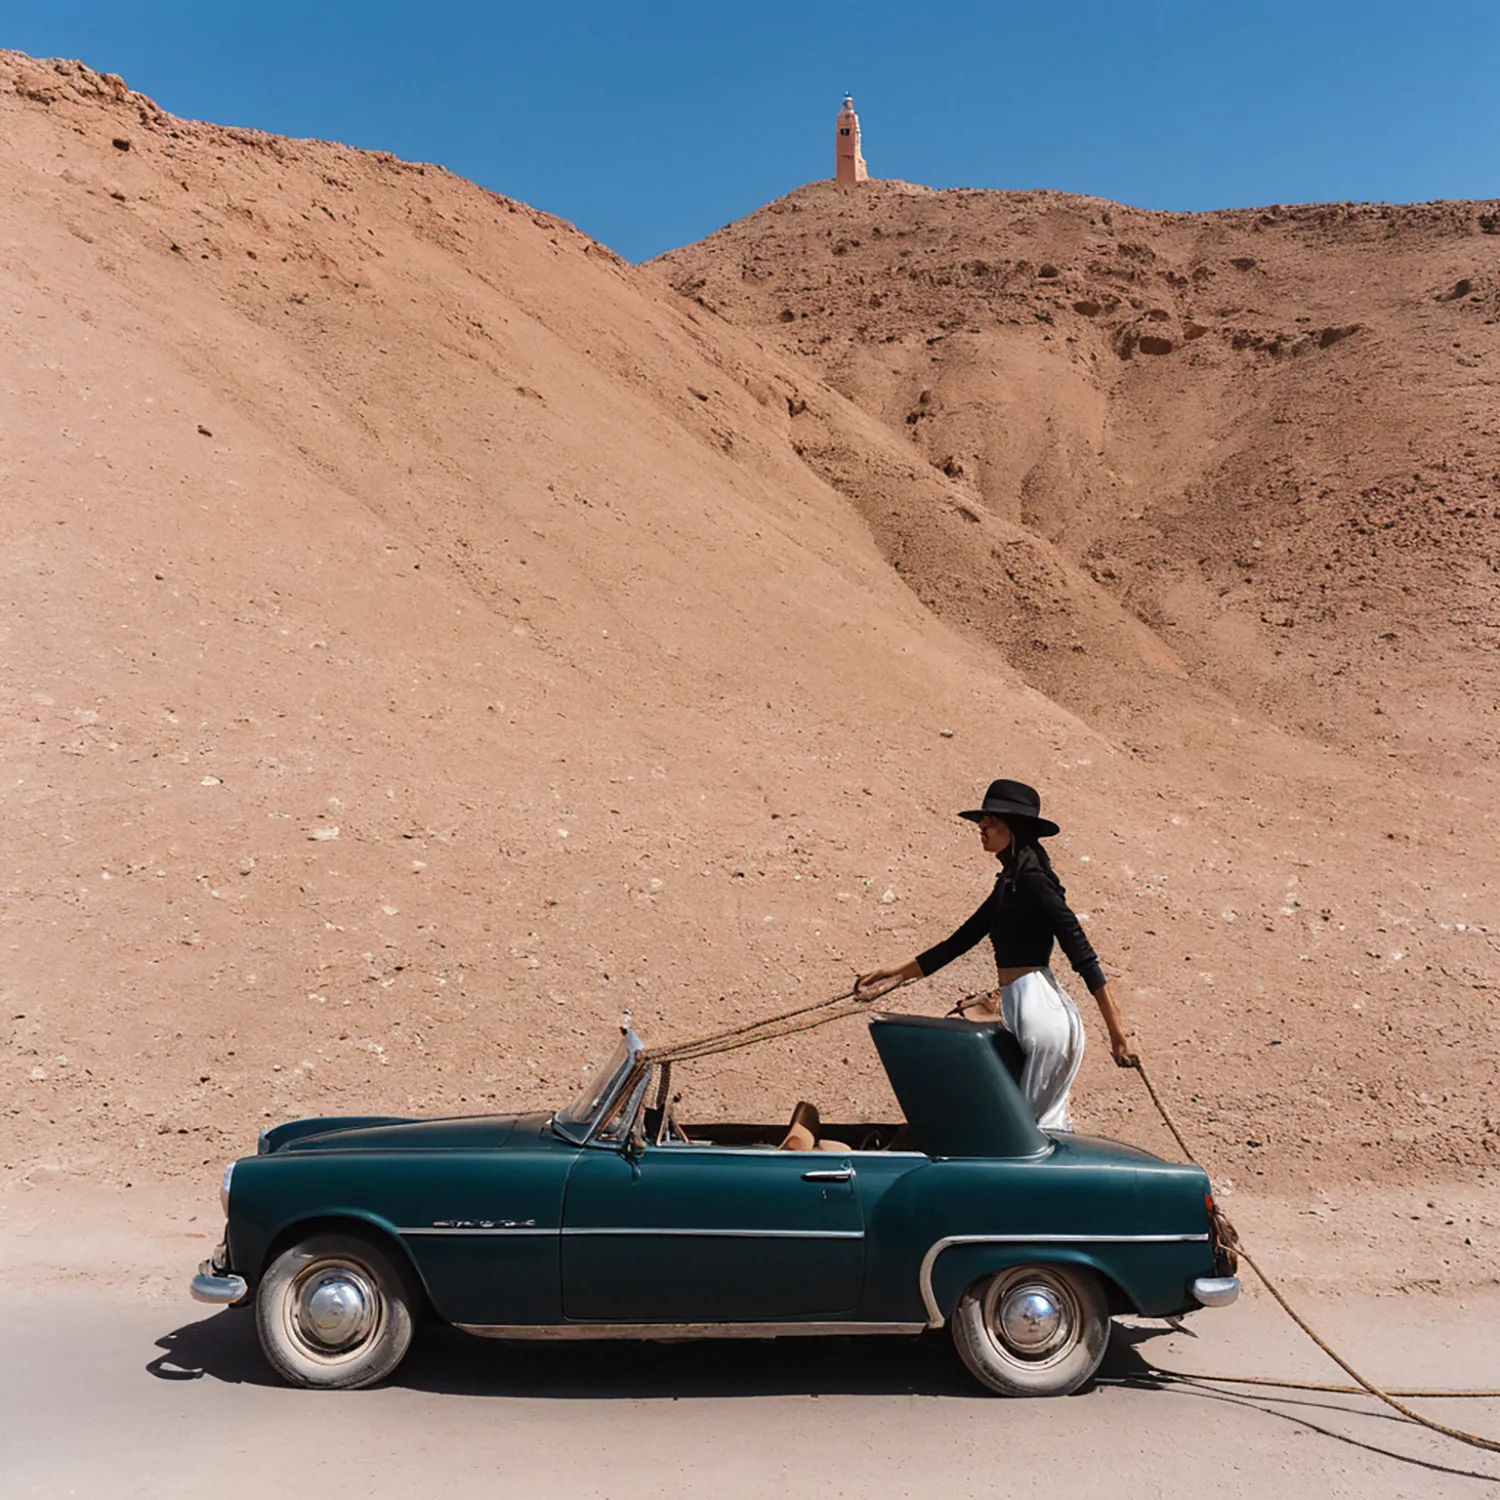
[659,181,1500,773]
[3,52,1496,1201]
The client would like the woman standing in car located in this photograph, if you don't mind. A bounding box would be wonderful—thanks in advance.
[858,779,1136,1131]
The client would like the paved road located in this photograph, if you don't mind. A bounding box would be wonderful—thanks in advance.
[4,1291,1499,1498]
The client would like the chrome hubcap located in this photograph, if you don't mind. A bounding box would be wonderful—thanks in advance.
[1000,1285,1062,1350]
[984,1270,1078,1364]
[293,1265,377,1353]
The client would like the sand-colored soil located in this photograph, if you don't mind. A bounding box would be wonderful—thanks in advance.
[2,52,1496,1220]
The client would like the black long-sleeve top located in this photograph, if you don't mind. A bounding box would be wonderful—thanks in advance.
[916,856,1107,993]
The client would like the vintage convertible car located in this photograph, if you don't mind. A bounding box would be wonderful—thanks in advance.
[191,1013,1239,1395]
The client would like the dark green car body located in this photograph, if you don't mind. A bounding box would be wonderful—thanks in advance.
[206,1015,1236,1341]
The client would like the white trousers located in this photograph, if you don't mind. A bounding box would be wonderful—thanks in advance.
[999,968,1085,1132]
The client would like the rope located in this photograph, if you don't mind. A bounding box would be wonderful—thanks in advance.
[644,976,911,1065]
[1131,1056,1500,1454]
[1130,1056,1199,1164]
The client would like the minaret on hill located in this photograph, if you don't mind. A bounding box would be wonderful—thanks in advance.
[835,94,868,186]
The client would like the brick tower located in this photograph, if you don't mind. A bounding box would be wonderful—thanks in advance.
[835,94,868,186]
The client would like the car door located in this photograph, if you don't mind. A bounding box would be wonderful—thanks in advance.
[561,1144,865,1323]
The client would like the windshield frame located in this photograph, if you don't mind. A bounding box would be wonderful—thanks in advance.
[552,1030,645,1145]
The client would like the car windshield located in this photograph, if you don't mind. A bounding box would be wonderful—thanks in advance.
[554,1033,640,1142]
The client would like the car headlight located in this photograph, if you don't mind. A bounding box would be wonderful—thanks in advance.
[220,1161,235,1215]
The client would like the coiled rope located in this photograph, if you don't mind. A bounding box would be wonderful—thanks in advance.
[1131,1055,1500,1453]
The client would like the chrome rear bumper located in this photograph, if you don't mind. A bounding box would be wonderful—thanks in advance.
[1191,1275,1241,1308]
[190,1258,247,1305]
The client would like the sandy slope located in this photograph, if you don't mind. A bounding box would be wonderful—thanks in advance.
[1,52,1496,1210]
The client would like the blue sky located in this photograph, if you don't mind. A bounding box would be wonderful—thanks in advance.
[9,1,1499,262]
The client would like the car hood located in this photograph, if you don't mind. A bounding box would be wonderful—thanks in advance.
[265,1112,549,1154]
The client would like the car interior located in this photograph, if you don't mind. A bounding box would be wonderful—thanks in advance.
[633,1065,915,1153]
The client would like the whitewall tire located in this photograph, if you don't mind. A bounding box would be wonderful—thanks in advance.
[951,1263,1110,1397]
[255,1232,416,1390]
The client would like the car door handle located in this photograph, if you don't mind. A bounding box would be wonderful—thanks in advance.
[801,1167,854,1182]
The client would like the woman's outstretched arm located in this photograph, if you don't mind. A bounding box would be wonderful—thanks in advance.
[858,888,995,991]
[1090,981,1138,1067]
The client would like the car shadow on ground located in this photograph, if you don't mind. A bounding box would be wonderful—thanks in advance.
[144,1312,1500,1480]
[150,1309,978,1398]
[148,1308,275,1386]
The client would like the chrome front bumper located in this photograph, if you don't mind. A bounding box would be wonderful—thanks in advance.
[1191,1275,1241,1308]
[190,1257,247,1306]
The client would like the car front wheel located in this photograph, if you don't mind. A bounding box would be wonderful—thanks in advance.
[950,1263,1110,1396]
[255,1232,416,1390]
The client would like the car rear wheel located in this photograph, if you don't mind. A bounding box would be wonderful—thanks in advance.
[255,1232,415,1390]
[950,1263,1110,1397]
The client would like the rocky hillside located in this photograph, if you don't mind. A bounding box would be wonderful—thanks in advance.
[659,181,1500,772]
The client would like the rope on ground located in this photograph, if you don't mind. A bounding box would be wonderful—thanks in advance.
[1131,1056,1500,1454]
[1157,1374,1500,1398]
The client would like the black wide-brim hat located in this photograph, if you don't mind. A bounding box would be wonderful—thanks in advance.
[958,778,1060,839]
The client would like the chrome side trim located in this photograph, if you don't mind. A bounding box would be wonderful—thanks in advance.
[455,1320,926,1342]
[647,1146,928,1160]
[1191,1275,1241,1308]
[918,1233,1211,1328]
[397,1226,865,1240]
[565,1227,865,1240]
